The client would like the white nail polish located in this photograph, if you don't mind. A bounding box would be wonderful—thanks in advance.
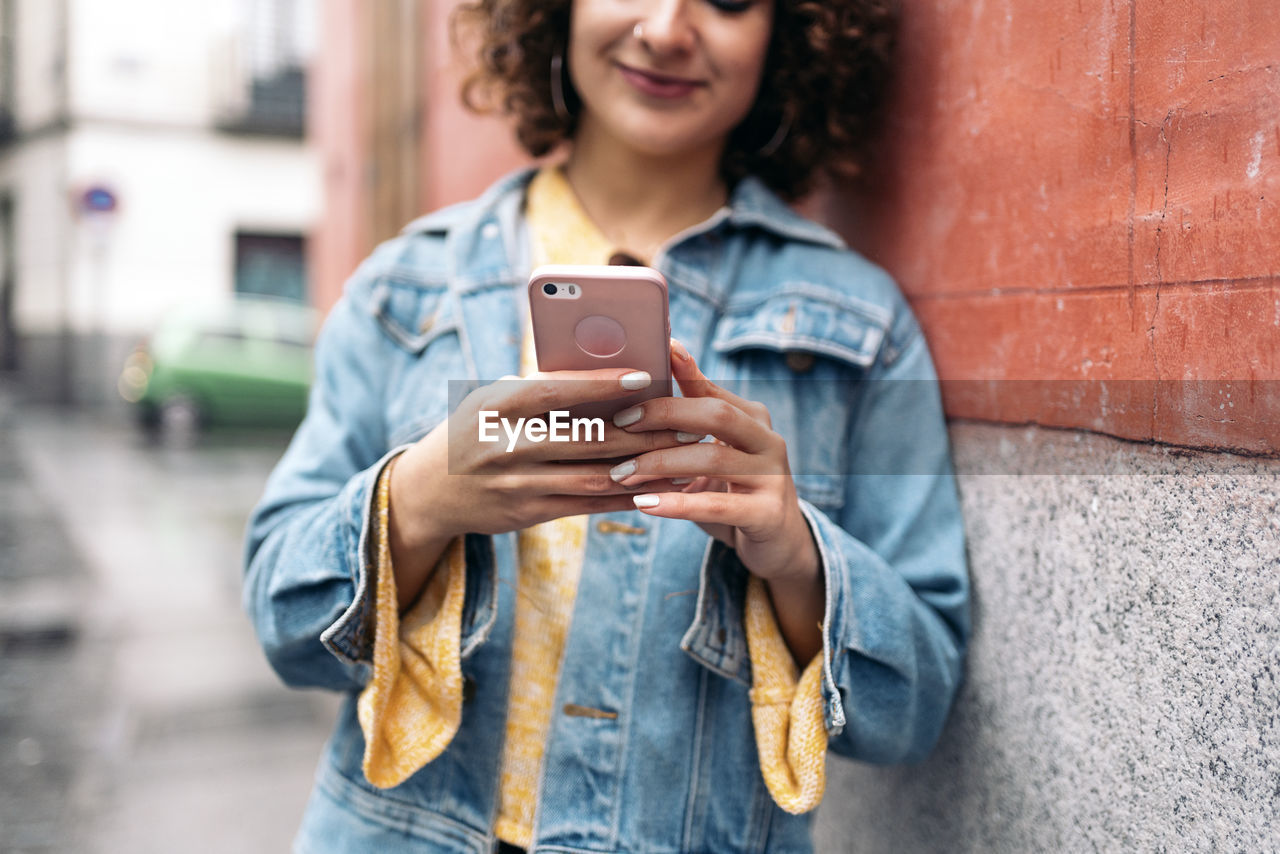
[676,432,704,443]
[610,460,637,482]
[613,405,643,427]
[633,494,661,508]
[620,371,652,390]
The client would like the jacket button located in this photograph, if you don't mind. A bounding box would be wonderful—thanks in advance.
[596,519,647,535]
[785,351,815,374]
[463,677,476,702]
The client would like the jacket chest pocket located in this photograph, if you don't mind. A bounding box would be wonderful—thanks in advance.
[707,284,891,514]
[372,279,467,448]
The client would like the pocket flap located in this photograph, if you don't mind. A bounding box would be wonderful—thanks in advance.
[711,284,889,368]
[371,280,458,354]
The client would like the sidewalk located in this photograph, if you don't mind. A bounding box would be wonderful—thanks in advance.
[0,390,337,854]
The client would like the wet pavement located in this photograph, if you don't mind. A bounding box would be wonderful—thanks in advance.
[0,391,338,853]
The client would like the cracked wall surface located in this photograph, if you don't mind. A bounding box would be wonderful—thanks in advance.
[831,0,1280,452]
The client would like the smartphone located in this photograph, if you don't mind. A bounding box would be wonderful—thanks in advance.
[527,264,672,421]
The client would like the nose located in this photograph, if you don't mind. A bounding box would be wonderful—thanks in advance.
[635,0,697,56]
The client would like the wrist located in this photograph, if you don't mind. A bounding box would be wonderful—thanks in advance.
[387,447,455,549]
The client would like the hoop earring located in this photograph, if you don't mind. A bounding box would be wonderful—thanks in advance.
[551,49,573,123]
[756,111,791,158]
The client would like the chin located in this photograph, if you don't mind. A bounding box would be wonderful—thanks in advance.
[605,115,727,160]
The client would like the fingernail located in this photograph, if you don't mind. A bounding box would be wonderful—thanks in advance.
[671,339,691,362]
[671,477,694,485]
[620,371,651,390]
[633,494,660,508]
[610,459,637,482]
[613,405,643,427]
[676,432,704,443]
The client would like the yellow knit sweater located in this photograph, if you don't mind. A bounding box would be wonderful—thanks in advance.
[356,167,829,847]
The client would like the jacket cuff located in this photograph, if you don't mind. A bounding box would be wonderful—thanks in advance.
[680,504,849,737]
[319,444,414,669]
[679,537,754,687]
[795,499,849,737]
[319,445,500,669]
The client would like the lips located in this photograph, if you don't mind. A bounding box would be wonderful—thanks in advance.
[616,63,705,99]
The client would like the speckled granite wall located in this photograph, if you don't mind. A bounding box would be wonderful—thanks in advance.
[812,423,1280,852]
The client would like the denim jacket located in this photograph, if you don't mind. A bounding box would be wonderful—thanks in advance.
[243,167,970,854]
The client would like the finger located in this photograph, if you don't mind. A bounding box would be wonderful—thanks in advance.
[480,421,696,463]
[606,442,773,488]
[475,368,655,418]
[480,459,685,493]
[532,481,692,520]
[611,396,778,456]
[631,489,769,531]
[669,339,770,426]
[533,493,649,520]
[526,425,696,462]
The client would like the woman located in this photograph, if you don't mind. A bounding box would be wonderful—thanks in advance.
[244,0,970,851]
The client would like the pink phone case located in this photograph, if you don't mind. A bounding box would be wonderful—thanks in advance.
[527,264,673,421]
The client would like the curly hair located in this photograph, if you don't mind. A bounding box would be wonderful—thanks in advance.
[452,0,898,201]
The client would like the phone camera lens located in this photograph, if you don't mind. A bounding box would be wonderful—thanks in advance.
[543,283,557,296]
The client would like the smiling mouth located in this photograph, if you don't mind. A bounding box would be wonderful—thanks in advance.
[616,63,706,98]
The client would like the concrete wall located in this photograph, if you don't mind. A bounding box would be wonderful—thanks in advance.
[814,423,1279,851]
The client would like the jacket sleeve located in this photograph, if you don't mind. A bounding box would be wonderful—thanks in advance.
[241,272,403,692]
[683,322,970,768]
[803,325,971,763]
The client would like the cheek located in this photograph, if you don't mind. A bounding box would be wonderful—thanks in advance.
[720,39,771,115]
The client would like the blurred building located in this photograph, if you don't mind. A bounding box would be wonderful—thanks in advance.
[309,0,525,314]
[0,0,320,404]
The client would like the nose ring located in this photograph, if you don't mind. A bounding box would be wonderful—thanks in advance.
[633,22,644,39]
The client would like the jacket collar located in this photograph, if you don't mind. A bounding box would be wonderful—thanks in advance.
[723,175,845,251]
[409,166,846,294]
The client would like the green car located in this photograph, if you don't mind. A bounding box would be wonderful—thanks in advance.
[119,295,318,437]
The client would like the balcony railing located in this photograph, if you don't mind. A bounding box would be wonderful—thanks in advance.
[211,34,307,139]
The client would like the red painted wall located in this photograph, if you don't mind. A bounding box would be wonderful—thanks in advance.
[313,0,1278,451]
[831,0,1279,451]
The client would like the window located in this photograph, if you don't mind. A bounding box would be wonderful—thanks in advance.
[0,0,16,144]
[216,0,316,137]
[0,193,16,370]
[234,232,307,303]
